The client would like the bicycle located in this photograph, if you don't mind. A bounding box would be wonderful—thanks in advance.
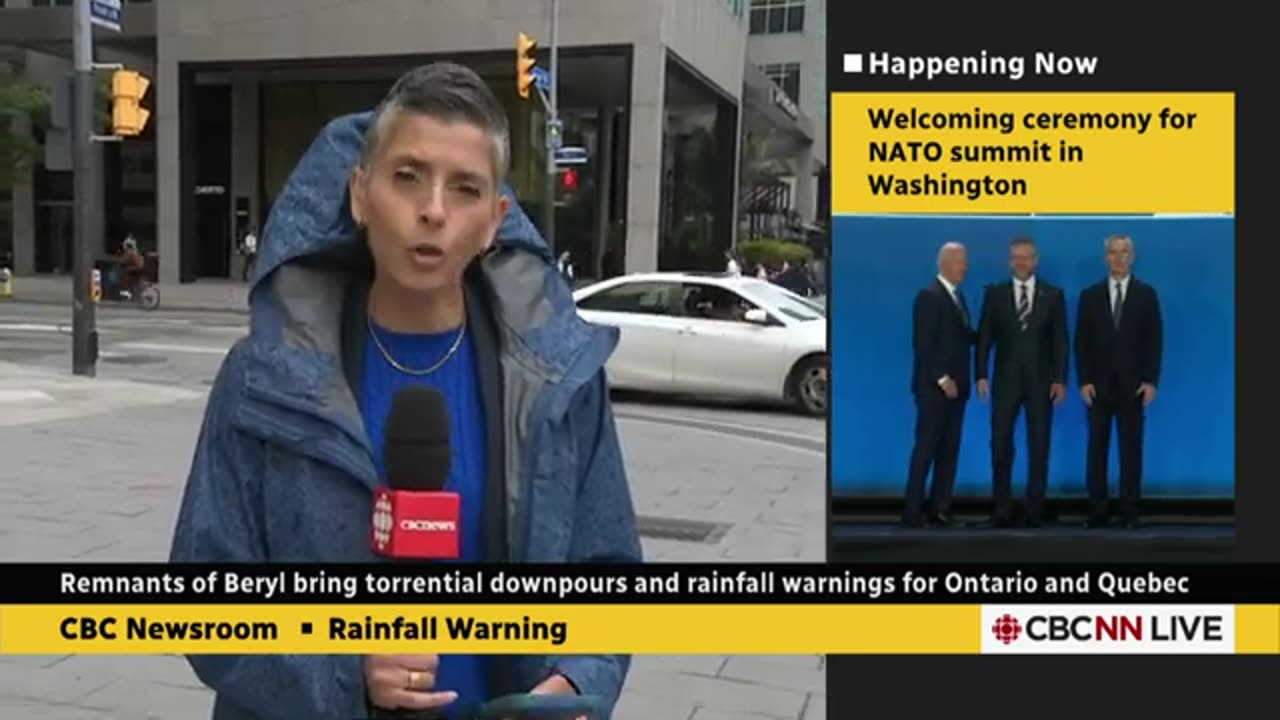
[112,278,161,311]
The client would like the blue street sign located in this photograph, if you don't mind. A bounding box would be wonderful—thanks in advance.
[90,0,123,33]
[531,67,550,91]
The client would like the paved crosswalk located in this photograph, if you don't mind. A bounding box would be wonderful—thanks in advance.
[0,305,231,425]
[0,363,205,427]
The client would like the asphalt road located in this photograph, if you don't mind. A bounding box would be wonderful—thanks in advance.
[0,301,822,439]
[0,300,827,720]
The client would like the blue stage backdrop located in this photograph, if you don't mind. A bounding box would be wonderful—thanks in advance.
[831,215,1235,500]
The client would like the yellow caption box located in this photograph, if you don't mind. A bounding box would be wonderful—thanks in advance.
[2,605,1276,655]
[831,92,1235,214]
[0,604,976,654]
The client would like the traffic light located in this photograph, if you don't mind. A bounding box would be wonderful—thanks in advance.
[560,168,578,193]
[110,69,150,137]
[516,32,538,99]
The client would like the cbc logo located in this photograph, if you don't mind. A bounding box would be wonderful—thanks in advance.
[991,614,1022,644]
[400,519,456,532]
[372,493,393,550]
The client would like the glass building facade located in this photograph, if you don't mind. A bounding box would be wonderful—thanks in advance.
[181,49,639,282]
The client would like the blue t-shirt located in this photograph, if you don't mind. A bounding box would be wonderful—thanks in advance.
[361,318,488,717]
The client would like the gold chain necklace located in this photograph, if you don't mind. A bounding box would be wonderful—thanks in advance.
[366,312,467,376]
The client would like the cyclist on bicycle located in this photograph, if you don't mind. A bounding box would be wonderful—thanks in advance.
[118,235,145,299]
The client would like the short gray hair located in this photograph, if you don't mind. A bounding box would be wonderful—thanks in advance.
[937,241,966,269]
[1104,234,1134,252]
[360,62,510,185]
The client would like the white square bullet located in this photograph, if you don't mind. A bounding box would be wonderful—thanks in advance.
[843,54,863,73]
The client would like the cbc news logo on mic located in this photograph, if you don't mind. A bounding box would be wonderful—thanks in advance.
[372,491,393,550]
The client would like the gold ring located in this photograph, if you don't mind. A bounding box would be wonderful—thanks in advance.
[407,670,421,689]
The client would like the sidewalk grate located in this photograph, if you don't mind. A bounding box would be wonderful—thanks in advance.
[635,515,730,544]
[101,354,166,365]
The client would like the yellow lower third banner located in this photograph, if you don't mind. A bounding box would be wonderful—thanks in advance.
[1,605,1276,655]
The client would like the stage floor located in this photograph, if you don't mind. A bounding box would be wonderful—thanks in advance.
[831,518,1234,562]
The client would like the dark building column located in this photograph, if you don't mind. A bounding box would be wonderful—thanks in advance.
[190,83,232,279]
[713,97,738,260]
[178,65,195,283]
[102,139,121,254]
[8,111,37,275]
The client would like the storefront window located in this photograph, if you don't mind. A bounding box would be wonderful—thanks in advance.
[660,60,736,272]
[260,81,386,205]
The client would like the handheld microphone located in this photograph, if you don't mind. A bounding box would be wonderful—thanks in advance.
[474,693,605,719]
[369,387,456,720]
[371,385,460,560]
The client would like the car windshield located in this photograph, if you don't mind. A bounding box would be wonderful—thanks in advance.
[741,281,825,322]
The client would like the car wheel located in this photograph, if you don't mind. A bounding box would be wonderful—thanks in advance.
[789,355,828,416]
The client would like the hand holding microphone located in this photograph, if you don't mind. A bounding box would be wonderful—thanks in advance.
[365,389,602,720]
[365,654,456,713]
[368,387,458,719]
[476,691,603,720]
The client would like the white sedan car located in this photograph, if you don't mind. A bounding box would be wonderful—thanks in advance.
[573,272,828,414]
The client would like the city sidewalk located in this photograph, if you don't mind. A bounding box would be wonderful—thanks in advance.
[3,276,598,315]
[0,363,826,719]
[3,274,249,314]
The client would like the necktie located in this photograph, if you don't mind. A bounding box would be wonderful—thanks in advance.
[953,290,968,326]
[1017,282,1030,330]
[1112,282,1124,327]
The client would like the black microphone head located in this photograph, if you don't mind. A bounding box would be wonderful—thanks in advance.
[384,386,450,491]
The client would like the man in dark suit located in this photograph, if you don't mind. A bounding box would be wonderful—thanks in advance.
[975,237,1068,527]
[1075,234,1163,528]
[905,242,975,527]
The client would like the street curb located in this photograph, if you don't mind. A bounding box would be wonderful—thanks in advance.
[1,296,249,316]
[614,410,826,453]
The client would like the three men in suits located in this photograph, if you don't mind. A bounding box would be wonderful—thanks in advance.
[975,237,1068,527]
[904,242,974,527]
[1075,234,1163,528]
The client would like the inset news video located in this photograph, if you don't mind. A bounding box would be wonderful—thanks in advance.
[824,4,1276,717]
[831,75,1237,563]
[0,1,828,718]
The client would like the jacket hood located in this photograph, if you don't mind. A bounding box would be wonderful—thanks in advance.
[239,110,617,448]
[252,111,552,292]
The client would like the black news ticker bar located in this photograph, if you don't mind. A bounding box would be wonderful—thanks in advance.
[2,563,1277,605]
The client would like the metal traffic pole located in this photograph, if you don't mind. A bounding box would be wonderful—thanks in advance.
[543,0,560,255]
[71,0,99,376]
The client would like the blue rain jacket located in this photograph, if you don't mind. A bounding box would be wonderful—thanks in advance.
[170,111,642,719]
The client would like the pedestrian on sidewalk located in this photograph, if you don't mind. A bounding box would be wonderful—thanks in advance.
[239,226,258,282]
[557,250,575,284]
[169,63,641,720]
[724,249,741,276]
